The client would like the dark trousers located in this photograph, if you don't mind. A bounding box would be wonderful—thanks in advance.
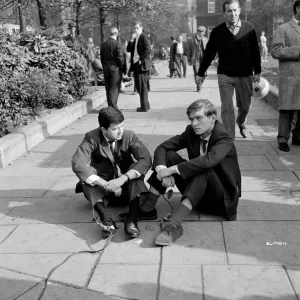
[277,110,300,143]
[103,66,122,110]
[133,62,150,109]
[148,152,226,215]
[175,54,187,77]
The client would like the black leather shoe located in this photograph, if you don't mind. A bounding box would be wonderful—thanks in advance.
[292,138,300,145]
[101,217,117,239]
[238,124,247,138]
[124,218,140,238]
[279,142,289,152]
[136,107,149,112]
[118,208,157,221]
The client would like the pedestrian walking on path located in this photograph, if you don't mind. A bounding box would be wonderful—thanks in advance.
[167,36,178,78]
[101,28,125,111]
[71,107,152,239]
[173,35,188,78]
[271,0,300,152]
[127,21,151,112]
[189,26,208,91]
[196,0,261,140]
[129,99,241,246]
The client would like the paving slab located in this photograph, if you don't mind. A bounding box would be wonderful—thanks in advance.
[159,265,203,300]
[88,264,158,300]
[291,191,300,204]
[238,155,274,171]
[0,224,105,253]
[0,196,92,225]
[286,266,300,299]
[163,222,227,265]
[270,141,300,155]
[223,221,300,265]
[47,158,75,178]
[0,158,63,177]
[0,176,58,198]
[100,222,161,264]
[241,171,300,191]
[43,175,79,198]
[17,282,116,300]
[267,155,300,171]
[234,141,277,156]
[0,268,41,300]
[236,191,300,221]
[0,225,17,244]
[203,265,297,300]
[0,198,24,220]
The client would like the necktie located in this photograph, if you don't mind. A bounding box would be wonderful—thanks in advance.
[133,35,139,64]
[108,141,118,178]
[203,140,208,154]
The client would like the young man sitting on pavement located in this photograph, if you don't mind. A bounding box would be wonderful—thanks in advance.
[136,99,241,246]
[72,107,153,239]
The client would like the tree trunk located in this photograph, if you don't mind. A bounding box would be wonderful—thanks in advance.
[36,0,47,29]
[75,0,81,36]
[17,0,26,33]
[99,8,105,43]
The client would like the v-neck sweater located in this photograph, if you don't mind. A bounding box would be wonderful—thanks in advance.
[198,21,261,77]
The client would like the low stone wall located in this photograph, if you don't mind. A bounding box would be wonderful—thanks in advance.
[0,89,106,169]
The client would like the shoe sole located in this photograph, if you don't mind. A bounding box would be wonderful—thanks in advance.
[153,240,174,246]
[126,232,140,238]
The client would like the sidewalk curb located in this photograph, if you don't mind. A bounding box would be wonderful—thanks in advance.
[0,89,106,169]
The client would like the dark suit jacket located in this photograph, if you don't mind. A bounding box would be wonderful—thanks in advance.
[100,37,125,72]
[173,41,188,58]
[72,128,152,183]
[127,33,151,72]
[153,121,241,220]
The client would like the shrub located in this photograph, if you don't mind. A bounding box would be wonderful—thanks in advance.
[0,28,88,138]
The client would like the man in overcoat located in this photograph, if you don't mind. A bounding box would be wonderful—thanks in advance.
[101,28,125,110]
[137,99,241,246]
[168,36,178,78]
[271,0,300,152]
[72,107,152,239]
[189,26,208,91]
[127,21,151,112]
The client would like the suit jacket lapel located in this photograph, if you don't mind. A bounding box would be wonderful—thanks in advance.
[100,130,115,164]
[289,19,300,36]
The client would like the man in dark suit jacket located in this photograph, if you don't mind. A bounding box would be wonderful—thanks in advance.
[138,99,241,246]
[127,21,151,112]
[101,27,125,110]
[173,35,188,78]
[72,107,152,239]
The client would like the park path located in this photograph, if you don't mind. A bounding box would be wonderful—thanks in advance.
[0,62,300,300]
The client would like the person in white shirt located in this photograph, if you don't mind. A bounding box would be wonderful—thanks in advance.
[173,35,188,78]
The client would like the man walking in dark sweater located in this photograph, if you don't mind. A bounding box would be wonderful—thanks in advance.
[196,0,261,139]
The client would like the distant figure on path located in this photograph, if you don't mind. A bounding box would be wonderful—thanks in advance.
[167,36,178,78]
[72,107,152,239]
[173,35,188,78]
[136,99,241,246]
[127,21,151,112]
[101,27,125,110]
[196,0,261,140]
[260,31,268,62]
[189,26,208,91]
[271,0,300,152]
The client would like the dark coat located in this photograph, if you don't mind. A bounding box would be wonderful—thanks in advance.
[72,128,152,183]
[173,41,188,58]
[127,33,151,72]
[153,121,241,220]
[100,37,125,72]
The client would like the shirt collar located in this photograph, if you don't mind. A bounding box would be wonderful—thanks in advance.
[226,19,241,29]
[293,17,300,24]
[201,133,211,142]
[101,128,114,144]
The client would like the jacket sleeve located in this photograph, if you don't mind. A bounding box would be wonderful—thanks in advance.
[128,132,152,176]
[127,40,134,53]
[177,131,233,179]
[271,25,300,61]
[198,28,218,77]
[152,130,188,169]
[140,35,151,62]
[115,41,125,69]
[250,29,262,74]
[72,134,97,182]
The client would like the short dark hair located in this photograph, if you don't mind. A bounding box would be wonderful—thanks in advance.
[222,0,240,12]
[293,0,300,14]
[134,20,143,28]
[98,107,124,129]
[186,99,217,117]
[170,36,174,41]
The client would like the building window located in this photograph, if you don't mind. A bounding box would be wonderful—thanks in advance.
[208,0,215,13]
[208,26,215,38]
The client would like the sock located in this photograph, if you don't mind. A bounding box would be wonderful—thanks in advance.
[94,201,107,222]
[168,204,191,228]
[139,192,159,212]
[129,197,140,219]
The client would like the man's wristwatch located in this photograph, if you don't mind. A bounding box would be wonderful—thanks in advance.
[124,173,130,182]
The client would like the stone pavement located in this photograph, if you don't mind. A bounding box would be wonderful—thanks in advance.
[0,62,300,300]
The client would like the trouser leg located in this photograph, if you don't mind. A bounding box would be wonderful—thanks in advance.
[175,54,182,77]
[277,110,295,143]
[235,76,253,127]
[218,74,236,139]
[182,55,187,77]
